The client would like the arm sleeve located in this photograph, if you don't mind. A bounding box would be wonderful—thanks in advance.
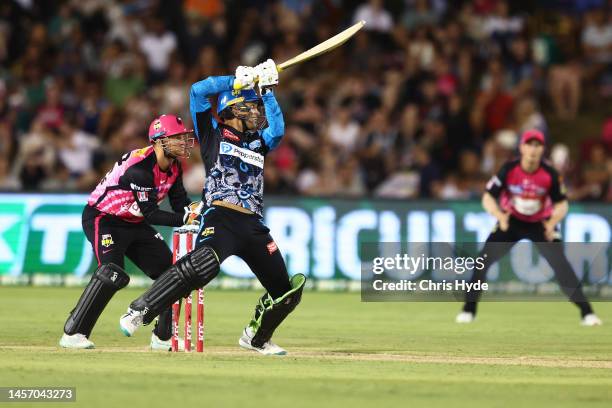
[168,167,191,212]
[189,75,235,142]
[548,166,568,203]
[259,90,285,152]
[122,167,184,227]
[485,162,511,198]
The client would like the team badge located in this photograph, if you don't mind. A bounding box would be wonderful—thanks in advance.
[153,120,161,131]
[101,234,114,248]
[267,241,278,254]
[201,227,215,237]
[249,140,262,150]
[137,191,149,201]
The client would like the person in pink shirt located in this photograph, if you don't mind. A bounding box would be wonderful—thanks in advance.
[456,129,602,326]
[60,114,202,350]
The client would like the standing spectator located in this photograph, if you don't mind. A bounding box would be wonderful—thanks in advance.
[353,0,394,33]
[138,18,177,83]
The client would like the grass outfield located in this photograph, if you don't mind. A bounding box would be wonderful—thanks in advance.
[1,287,611,408]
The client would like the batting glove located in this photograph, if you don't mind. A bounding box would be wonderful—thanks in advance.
[234,65,256,90]
[183,201,204,226]
[255,59,279,94]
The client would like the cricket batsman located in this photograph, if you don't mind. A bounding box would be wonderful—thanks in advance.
[59,114,202,350]
[455,129,602,326]
[119,59,306,355]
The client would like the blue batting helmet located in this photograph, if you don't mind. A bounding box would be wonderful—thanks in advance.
[217,89,260,114]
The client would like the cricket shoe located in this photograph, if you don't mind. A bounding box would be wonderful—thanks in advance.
[581,314,603,326]
[59,333,95,349]
[455,311,475,324]
[119,308,146,337]
[150,333,191,351]
[238,326,287,356]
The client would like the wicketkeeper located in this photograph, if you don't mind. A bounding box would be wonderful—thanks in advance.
[119,59,306,355]
[456,129,602,326]
[60,114,202,350]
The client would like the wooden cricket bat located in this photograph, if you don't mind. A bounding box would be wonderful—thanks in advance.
[276,20,366,72]
[234,20,366,90]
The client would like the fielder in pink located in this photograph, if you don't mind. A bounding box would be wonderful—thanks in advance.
[61,114,201,351]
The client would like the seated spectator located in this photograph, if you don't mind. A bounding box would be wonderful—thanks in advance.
[571,142,610,201]
[55,119,100,188]
[356,109,397,192]
[337,157,366,197]
[514,97,547,136]
[581,8,612,82]
[264,163,297,195]
[13,119,56,190]
[401,0,440,30]
[413,143,442,198]
[326,99,361,155]
[35,82,64,131]
[0,158,19,190]
[505,37,534,99]
[472,59,514,135]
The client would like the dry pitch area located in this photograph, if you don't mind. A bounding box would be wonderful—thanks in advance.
[1,287,611,407]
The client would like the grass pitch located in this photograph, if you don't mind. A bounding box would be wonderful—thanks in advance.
[1,287,611,407]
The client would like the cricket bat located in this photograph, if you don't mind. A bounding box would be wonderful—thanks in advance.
[234,20,366,90]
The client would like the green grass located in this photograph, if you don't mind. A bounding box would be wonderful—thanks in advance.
[1,287,612,407]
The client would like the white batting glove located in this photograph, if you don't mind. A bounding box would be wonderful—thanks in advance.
[234,65,256,90]
[255,59,279,93]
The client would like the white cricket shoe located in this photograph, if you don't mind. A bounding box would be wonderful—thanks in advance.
[455,311,475,324]
[119,308,145,337]
[238,326,287,356]
[150,333,190,351]
[581,314,603,326]
[59,333,95,349]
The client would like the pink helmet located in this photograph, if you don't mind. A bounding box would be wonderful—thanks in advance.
[148,114,193,143]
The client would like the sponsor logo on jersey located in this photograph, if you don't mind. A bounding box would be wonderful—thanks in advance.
[137,191,149,202]
[249,139,262,150]
[101,234,114,248]
[222,128,240,142]
[154,233,164,241]
[512,197,542,216]
[201,227,215,237]
[130,183,153,192]
[267,241,278,254]
[219,142,264,168]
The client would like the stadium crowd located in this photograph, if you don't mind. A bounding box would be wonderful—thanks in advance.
[0,0,610,202]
